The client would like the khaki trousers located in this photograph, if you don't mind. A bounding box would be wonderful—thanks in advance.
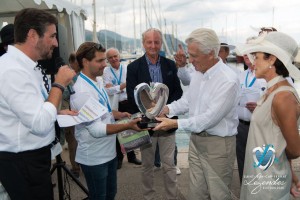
[188,133,236,200]
[140,131,177,200]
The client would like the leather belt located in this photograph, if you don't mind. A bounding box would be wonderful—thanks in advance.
[192,131,212,137]
[119,100,128,105]
[239,119,250,126]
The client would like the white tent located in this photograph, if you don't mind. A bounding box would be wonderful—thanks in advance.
[0,0,87,61]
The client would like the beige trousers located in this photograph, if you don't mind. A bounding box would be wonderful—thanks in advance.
[140,131,177,200]
[188,133,236,200]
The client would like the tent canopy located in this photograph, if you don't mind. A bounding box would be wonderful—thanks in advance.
[0,0,87,18]
[0,0,87,59]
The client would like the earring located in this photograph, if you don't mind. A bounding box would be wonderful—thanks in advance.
[269,65,272,69]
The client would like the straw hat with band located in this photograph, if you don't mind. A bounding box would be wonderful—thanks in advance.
[236,32,300,81]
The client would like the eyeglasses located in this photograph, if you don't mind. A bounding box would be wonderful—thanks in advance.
[259,27,277,35]
[77,43,104,58]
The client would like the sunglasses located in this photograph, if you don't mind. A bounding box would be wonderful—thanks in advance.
[259,27,277,35]
[77,43,104,58]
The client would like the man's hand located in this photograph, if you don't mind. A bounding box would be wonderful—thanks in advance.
[245,102,257,113]
[127,118,148,132]
[105,83,113,88]
[113,110,131,120]
[58,109,78,116]
[120,82,126,90]
[158,106,170,117]
[55,65,76,87]
[152,117,177,131]
[174,44,187,68]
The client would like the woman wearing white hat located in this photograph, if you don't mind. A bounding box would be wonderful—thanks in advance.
[237,32,300,199]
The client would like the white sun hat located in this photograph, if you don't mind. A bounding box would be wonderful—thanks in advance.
[236,32,300,80]
[220,42,235,51]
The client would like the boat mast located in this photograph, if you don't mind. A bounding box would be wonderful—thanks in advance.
[133,0,137,53]
[92,0,97,42]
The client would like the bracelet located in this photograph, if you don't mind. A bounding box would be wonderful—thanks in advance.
[52,82,65,93]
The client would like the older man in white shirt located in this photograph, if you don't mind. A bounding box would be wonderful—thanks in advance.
[154,28,239,200]
[103,48,142,169]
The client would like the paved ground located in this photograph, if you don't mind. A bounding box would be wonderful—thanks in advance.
[52,147,252,200]
[52,144,300,200]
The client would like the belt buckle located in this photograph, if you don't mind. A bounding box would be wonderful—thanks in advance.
[200,131,208,137]
[194,131,208,137]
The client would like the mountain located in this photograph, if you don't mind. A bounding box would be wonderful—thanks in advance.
[85,29,186,55]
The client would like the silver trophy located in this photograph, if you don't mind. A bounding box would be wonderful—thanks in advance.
[134,82,169,128]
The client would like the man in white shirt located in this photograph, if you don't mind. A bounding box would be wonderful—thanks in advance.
[0,8,76,200]
[103,47,142,168]
[71,42,143,200]
[236,53,266,183]
[154,28,239,200]
[175,42,240,86]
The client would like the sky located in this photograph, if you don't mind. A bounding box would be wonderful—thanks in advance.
[70,0,300,46]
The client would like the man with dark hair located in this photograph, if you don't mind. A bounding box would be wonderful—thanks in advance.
[71,42,143,200]
[0,24,14,56]
[0,8,76,200]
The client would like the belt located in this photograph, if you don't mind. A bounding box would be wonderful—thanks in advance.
[119,100,128,105]
[239,119,250,126]
[192,131,213,137]
[50,137,59,148]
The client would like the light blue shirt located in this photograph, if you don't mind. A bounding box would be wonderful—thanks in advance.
[146,55,163,83]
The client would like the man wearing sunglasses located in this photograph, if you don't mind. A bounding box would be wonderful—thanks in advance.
[71,42,144,200]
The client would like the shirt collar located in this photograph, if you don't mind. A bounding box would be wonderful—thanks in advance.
[202,58,223,80]
[7,45,37,71]
[110,64,121,71]
[247,68,255,75]
[145,54,160,66]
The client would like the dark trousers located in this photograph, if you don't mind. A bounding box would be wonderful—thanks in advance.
[0,145,53,200]
[236,122,250,183]
[116,100,136,162]
[81,157,117,200]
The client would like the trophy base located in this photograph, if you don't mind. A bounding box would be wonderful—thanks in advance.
[137,116,160,129]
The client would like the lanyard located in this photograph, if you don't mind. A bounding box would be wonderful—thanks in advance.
[79,73,112,112]
[41,86,48,100]
[245,71,256,88]
[110,65,122,85]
